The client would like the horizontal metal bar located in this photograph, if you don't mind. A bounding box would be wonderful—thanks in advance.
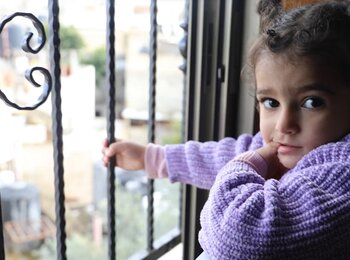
[130,228,181,260]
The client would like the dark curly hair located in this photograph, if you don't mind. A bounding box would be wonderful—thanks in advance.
[247,0,350,86]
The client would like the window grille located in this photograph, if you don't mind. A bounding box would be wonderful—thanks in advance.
[0,0,249,259]
[0,0,184,259]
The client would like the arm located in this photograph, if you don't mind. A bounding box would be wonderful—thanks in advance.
[102,140,168,178]
[164,133,264,190]
[102,133,264,189]
[198,140,350,259]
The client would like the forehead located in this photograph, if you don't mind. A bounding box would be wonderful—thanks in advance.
[255,53,348,91]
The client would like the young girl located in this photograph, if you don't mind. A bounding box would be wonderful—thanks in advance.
[102,0,350,259]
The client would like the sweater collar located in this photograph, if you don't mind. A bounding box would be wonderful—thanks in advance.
[341,132,350,142]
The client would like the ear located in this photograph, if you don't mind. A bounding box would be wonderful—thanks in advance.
[282,0,329,11]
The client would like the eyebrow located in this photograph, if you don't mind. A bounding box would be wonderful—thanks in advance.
[256,83,336,96]
[298,84,336,95]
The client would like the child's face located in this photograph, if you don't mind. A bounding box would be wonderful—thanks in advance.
[255,53,350,169]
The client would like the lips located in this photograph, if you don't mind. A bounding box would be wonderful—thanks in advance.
[277,143,301,154]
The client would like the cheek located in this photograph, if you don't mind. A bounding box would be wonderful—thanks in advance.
[303,113,346,147]
[259,116,274,142]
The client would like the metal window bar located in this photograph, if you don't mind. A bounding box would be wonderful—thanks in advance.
[137,0,183,258]
[147,0,157,253]
[180,0,199,258]
[222,0,246,138]
[179,0,190,247]
[0,0,208,259]
[106,0,116,259]
[48,1,67,259]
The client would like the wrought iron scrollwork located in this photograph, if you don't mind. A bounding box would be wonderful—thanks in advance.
[0,12,52,110]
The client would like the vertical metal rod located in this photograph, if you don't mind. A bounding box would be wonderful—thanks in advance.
[213,0,226,141]
[179,0,190,234]
[147,0,158,252]
[48,0,67,259]
[0,194,5,260]
[224,0,245,137]
[106,0,116,259]
[182,0,199,258]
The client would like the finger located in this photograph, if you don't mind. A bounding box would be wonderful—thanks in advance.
[102,156,109,167]
[102,138,122,147]
[104,142,124,157]
[256,142,279,161]
[265,142,279,155]
[101,145,112,156]
[103,148,113,157]
[269,141,279,151]
[102,139,109,149]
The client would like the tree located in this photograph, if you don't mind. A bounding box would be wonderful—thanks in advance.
[60,26,85,50]
[80,47,106,88]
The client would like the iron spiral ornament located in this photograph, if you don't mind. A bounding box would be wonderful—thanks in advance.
[0,12,52,110]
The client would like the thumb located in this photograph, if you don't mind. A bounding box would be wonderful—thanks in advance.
[258,142,288,180]
[104,142,123,157]
[104,147,114,157]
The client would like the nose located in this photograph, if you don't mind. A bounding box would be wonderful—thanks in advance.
[275,107,300,135]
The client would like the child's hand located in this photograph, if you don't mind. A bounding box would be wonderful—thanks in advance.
[102,139,146,170]
[256,143,288,180]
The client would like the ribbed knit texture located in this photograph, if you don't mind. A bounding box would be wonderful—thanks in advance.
[165,132,350,259]
[165,133,264,189]
[233,151,268,178]
[145,143,168,179]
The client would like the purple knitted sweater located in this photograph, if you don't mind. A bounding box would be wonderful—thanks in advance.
[165,132,350,259]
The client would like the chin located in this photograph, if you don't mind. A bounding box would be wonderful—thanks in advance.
[278,157,298,170]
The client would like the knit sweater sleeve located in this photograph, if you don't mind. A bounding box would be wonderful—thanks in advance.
[164,133,264,190]
[198,137,350,259]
